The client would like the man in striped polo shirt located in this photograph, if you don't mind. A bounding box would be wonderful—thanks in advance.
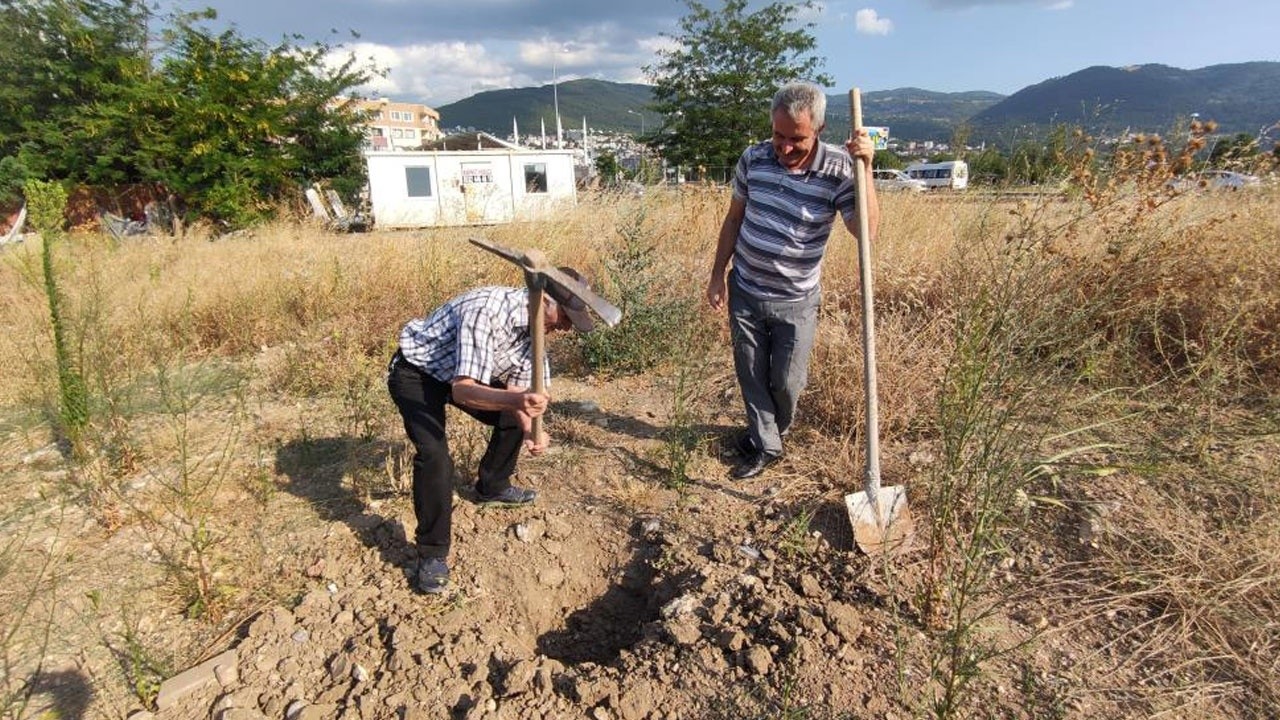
[387,270,597,593]
[706,81,880,479]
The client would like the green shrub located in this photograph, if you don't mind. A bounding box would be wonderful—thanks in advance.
[575,207,704,375]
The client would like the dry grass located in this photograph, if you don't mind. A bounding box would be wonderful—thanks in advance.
[1,178,1278,717]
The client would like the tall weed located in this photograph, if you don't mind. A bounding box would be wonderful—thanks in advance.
[25,180,88,453]
[124,353,249,620]
[905,128,1280,718]
[912,202,1114,717]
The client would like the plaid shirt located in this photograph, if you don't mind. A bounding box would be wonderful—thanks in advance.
[399,286,549,389]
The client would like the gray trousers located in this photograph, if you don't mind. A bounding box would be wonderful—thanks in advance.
[728,277,820,456]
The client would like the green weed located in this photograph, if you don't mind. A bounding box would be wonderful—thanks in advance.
[575,206,704,376]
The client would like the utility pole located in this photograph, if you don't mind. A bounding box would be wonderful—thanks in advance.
[553,48,563,149]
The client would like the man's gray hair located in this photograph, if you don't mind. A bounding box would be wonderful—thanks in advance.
[771,82,827,128]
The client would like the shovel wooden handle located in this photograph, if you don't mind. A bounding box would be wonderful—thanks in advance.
[849,88,883,508]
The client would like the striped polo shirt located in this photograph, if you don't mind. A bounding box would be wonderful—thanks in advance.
[730,139,857,300]
[398,286,549,389]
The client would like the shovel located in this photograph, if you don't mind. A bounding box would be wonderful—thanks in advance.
[843,88,913,556]
[468,236,622,439]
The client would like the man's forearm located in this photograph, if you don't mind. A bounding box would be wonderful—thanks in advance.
[451,381,523,412]
[711,199,747,278]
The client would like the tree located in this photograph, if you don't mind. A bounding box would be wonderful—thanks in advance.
[967,147,1009,185]
[594,152,621,186]
[871,149,906,171]
[141,18,372,226]
[0,1,374,228]
[1005,125,1070,185]
[0,0,152,196]
[644,0,831,172]
[950,122,972,159]
[1208,132,1258,166]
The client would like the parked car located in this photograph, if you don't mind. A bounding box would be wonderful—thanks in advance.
[1168,169,1262,192]
[873,168,927,192]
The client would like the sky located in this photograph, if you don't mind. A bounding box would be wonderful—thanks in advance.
[164,0,1280,108]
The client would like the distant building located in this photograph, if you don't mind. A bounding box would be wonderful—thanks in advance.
[365,131,577,228]
[351,98,443,150]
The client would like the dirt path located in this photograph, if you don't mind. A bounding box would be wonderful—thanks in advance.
[4,370,1150,720]
[93,372,912,720]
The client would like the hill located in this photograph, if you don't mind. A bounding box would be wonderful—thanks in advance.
[970,62,1280,143]
[436,79,661,137]
[434,62,1280,146]
[436,80,1002,142]
[826,87,1005,143]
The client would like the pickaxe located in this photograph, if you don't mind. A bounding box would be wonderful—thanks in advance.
[468,236,622,438]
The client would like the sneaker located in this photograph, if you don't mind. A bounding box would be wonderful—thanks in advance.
[734,433,757,457]
[414,557,450,594]
[731,450,782,480]
[477,485,537,505]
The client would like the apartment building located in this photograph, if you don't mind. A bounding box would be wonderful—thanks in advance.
[353,98,443,151]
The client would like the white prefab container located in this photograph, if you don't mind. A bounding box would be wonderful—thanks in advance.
[365,147,578,228]
[904,160,969,190]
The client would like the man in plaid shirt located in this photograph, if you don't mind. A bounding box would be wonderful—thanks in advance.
[388,269,596,594]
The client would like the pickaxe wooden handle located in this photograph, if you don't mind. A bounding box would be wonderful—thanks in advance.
[521,249,549,440]
[467,236,623,444]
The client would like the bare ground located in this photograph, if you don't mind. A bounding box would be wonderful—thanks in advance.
[3,355,1272,720]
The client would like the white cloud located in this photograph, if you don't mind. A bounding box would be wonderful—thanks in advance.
[855,8,893,35]
[330,41,515,106]
[327,33,658,106]
[517,37,619,71]
[637,34,678,57]
[1046,0,1073,9]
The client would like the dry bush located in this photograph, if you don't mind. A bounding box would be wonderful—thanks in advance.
[1053,194,1280,390]
[796,193,965,456]
[1108,501,1280,710]
[1055,442,1280,715]
[796,156,1278,717]
[1059,127,1280,390]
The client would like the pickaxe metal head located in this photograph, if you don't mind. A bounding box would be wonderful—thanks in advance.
[469,236,622,327]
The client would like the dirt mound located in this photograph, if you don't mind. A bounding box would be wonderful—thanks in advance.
[135,373,921,720]
[150,473,907,720]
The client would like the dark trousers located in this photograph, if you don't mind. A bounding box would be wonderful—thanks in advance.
[387,353,523,560]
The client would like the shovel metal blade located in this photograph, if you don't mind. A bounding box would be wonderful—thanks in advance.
[845,486,913,556]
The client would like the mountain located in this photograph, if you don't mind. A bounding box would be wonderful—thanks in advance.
[970,62,1280,142]
[435,80,1001,142]
[828,88,1006,143]
[436,79,660,137]
[433,62,1280,146]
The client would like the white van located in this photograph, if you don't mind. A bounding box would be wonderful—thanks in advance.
[904,160,969,190]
